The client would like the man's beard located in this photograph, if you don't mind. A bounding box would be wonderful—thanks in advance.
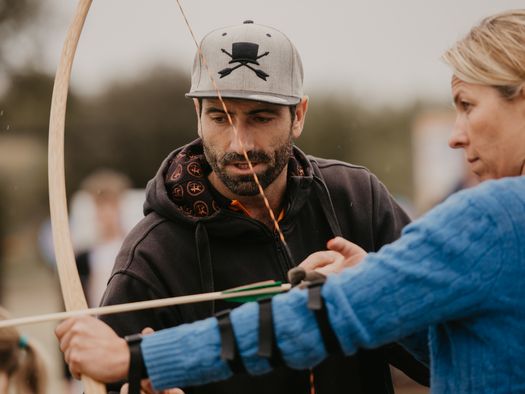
[203,136,293,196]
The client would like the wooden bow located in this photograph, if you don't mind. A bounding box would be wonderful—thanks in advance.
[48,0,105,393]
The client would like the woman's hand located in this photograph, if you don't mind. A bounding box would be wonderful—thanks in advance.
[299,236,368,275]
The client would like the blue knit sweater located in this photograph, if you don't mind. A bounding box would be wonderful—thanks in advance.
[141,176,525,393]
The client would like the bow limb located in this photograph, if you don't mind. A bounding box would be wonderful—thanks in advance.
[48,0,106,393]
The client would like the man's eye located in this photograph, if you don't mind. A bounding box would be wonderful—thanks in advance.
[211,116,227,123]
[254,116,272,123]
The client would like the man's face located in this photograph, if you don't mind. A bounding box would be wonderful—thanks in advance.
[198,98,301,196]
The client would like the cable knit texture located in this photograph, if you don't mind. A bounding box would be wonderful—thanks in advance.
[142,176,525,393]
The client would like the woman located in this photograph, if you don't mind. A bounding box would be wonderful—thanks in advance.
[56,10,525,393]
[0,307,47,394]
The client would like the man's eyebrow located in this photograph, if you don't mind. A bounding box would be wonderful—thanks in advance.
[247,107,280,115]
[204,106,280,115]
[204,106,227,115]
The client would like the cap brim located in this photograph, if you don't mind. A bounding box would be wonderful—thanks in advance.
[186,90,301,105]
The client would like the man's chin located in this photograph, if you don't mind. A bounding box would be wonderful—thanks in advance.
[224,180,260,196]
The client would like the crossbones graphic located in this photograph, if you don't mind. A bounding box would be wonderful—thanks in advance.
[218,42,270,81]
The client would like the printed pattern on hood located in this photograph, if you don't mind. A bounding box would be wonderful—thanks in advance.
[163,139,306,220]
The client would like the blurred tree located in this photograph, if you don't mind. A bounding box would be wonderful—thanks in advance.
[0,184,5,300]
[0,71,55,139]
[0,72,52,262]
[299,96,416,200]
[0,66,195,221]
[0,0,42,73]
[66,66,196,190]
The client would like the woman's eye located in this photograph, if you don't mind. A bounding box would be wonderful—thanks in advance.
[460,100,472,111]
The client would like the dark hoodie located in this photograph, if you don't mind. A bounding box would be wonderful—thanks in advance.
[100,139,428,393]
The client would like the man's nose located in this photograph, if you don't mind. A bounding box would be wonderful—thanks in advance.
[448,117,469,149]
[229,121,255,153]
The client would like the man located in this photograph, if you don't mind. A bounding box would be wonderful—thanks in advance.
[99,20,427,393]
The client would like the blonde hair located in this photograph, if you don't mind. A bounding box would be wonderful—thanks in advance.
[443,9,525,98]
[0,307,47,394]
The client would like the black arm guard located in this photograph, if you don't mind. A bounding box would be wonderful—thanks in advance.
[307,280,344,356]
[215,309,247,374]
[257,297,285,368]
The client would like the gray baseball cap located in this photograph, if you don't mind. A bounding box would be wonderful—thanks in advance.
[186,20,303,105]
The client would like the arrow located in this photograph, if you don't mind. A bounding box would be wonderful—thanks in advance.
[0,281,291,329]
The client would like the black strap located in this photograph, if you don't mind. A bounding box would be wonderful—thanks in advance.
[307,281,344,356]
[215,309,246,374]
[195,223,215,315]
[125,334,146,394]
[257,298,285,368]
[310,160,343,237]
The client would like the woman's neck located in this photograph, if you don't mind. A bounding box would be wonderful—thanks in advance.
[0,372,9,394]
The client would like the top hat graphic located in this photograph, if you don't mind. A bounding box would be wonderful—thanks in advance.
[229,42,262,65]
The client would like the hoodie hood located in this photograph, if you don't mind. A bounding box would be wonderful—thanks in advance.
[144,138,313,227]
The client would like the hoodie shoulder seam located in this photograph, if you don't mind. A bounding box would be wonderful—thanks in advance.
[121,214,170,273]
[307,156,371,172]
[106,269,168,300]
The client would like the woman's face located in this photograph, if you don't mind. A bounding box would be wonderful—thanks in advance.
[449,77,525,181]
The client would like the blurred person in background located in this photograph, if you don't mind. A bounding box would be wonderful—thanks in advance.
[0,306,47,394]
[95,19,427,394]
[76,169,132,308]
[54,169,132,394]
[57,9,525,394]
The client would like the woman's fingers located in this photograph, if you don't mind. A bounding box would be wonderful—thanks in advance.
[298,250,342,271]
[327,237,368,268]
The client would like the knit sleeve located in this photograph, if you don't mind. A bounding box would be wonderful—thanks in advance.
[273,188,505,367]
[141,187,505,389]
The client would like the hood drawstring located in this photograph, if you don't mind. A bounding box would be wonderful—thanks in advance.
[311,161,343,238]
[195,222,215,315]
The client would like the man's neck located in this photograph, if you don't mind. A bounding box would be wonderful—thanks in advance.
[208,167,288,229]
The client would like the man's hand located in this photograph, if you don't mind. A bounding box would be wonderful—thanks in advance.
[55,315,129,382]
[119,380,184,394]
[299,236,368,275]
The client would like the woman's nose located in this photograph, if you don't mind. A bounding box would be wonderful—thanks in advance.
[449,118,469,149]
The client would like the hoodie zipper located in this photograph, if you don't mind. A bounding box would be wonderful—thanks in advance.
[272,228,294,279]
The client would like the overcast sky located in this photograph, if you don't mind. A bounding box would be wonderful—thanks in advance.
[36,0,524,105]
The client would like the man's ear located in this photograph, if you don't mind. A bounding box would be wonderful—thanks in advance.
[291,96,309,139]
[193,98,202,137]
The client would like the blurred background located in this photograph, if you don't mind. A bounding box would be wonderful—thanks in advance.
[0,0,522,392]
